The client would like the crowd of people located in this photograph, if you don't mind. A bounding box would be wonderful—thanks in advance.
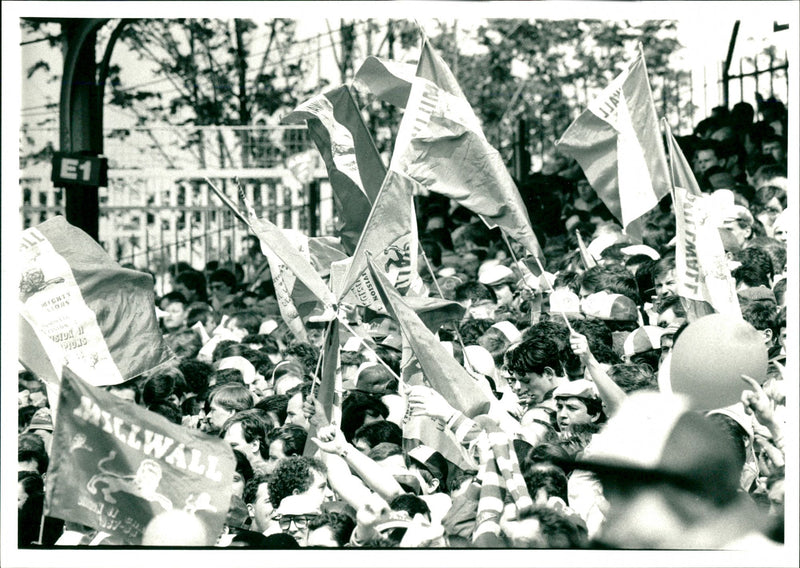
[17,96,789,550]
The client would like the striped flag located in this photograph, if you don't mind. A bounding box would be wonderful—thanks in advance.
[556,47,670,240]
[19,216,174,386]
[283,85,385,253]
[665,121,740,320]
[354,56,417,108]
[360,40,543,259]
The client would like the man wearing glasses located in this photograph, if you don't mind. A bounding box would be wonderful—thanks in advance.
[273,493,322,546]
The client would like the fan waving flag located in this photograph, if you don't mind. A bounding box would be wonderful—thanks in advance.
[664,120,740,320]
[556,46,670,240]
[367,255,491,418]
[283,85,385,253]
[19,216,174,386]
[46,367,235,545]
[372,39,543,259]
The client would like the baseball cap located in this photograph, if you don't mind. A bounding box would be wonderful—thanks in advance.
[355,363,397,395]
[580,291,638,322]
[563,392,742,506]
[490,321,522,344]
[217,356,256,385]
[549,288,582,316]
[623,326,667,359]
[619,244,660,261]
[407,445,449,490]
[478,264,515,287]
[26,407,54,433]
[553,379,599,401]
[737,285,777,305]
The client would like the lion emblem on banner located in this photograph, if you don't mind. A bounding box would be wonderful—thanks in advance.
[86,450,173,512]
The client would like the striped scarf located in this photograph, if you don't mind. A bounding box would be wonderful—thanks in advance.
[472,423,534,542]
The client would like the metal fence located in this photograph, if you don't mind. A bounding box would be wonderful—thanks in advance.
[20,125,333,278]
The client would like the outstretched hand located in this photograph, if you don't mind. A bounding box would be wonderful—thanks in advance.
[406,385,455,423]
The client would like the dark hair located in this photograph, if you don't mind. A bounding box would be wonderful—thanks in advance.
[142,371,178,407]
[390,493,431,521]
[209,269,237,290]
[268,425,308,458]
[505,335,564,377]
[211,367,245,386]
[160,291,188,309]
[268,456,326,508]
[147,401,182,424]
[243,473,270,505]
[283,342,321,375]
[515,505,588,548]
[165,329,203,359]
[307,512,356,547]
[18,433,49,475]
[741,301,779,336]
[454,282,496,304]
[367,442,403,463]
[607,364,657,393]
[175,270,209,303]
[256,394,290,426]
[222,409,275,459]
[372,345,401,377]
[228,310,265,336]
[706,414,747,470]
[233,448,255,486]
[341,391,389,442]
[459,319,494,345]
[185,302,218,330]
[522,462,569,503]
[732,247,774,287]
[477,327,512,367]
[178,359,214,398]
[353,420,402,449]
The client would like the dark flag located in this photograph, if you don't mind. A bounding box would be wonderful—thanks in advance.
[45,368,236,545]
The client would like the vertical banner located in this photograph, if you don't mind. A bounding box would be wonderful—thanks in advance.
[45,368,236,545]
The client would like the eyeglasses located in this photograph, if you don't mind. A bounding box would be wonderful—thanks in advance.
[276,514,319,531]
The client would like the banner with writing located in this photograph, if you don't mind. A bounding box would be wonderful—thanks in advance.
[19,216,173,386]
[45,368,236,545]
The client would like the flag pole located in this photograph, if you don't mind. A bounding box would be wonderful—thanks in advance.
[205,177,251,228]
[417,243,471,364]
[500,231,574,333]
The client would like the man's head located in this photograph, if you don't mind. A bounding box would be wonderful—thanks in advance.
[504,336,565,408]
[284,382,312,429]
[206,384,254,432]
[266,425,307,474]
[268,456,331,510]
[478,264,517,308]
[719,205,754,251]
[274,493,322,547]
[159,291,188,331]
[243,474,274,533]
[553,379,604,432]
[222,409,272,470]
[208,269,237,302]
[692,139,723,178]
